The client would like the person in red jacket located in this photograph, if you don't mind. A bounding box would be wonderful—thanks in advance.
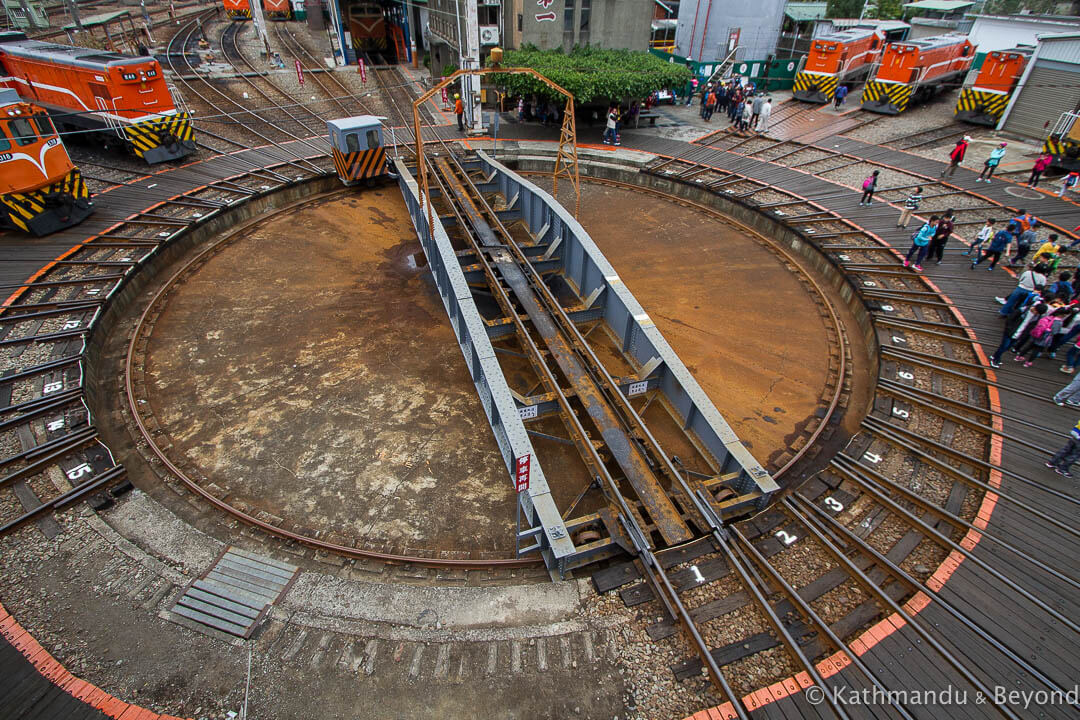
[1028,152,1053,188]
[454,94,465,131]
[940,136,970,178]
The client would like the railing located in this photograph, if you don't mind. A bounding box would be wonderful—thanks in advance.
[704,46,741,87]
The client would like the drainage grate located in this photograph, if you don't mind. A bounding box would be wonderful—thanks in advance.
[170,547,299,638]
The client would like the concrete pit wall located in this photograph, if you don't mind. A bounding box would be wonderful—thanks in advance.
[493,147,881,409]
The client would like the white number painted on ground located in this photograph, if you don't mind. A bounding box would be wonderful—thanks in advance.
[824,497,845,512]
[891,336,907,344]
[881,305,894,312]
[43,381,63,394]
[838,254,850,262]
[897,371,914,380]
[86,288,101,295]
[62,320,80,330]
[775,529,798,546]
[863,280,877,287]
[66,463,91,481]
[863,452,882,464]
[690,565,705,584]
[892,408,910,419]
[47,419,64,432]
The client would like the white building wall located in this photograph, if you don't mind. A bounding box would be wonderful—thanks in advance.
[675,0,786,62]
[968,15,1080,53]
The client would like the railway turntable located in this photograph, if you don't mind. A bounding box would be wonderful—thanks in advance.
[3,36,1080,718]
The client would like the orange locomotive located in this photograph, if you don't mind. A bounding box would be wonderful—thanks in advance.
[223,0,291,20]
[349,2,389,56]
[861,34,976,115]
[0,35,195,164]
[955,47,1030,126]
[223,0,251,19]
[0,88,92,236]
[792,28,883,104]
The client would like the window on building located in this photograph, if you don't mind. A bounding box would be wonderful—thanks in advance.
[518,13,522,32]
[564,0,575,33]
[579,0,590,44]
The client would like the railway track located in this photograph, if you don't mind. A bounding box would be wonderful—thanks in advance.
[0,141,333,541]
[532,151,1080,719]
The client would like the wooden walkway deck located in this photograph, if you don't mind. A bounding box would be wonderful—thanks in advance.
[497,121,1080,719]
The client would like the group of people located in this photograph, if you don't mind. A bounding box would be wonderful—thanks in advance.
[693,79,773,133]
[887,183,1080,475]
[942,136,1080,197]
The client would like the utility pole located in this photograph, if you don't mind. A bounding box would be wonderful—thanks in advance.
[250,0,273,60]
[463,0,482,132]
[66,0,82,30]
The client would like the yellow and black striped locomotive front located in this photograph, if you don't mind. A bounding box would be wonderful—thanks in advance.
[955,87,1010,126]
[0,168,92,236]
[1044,135,1080,172]
[124,112,196,164]
[226,7,252,19]
[792,72,838,104]
[860,80,913,115]
[332,145,387,185]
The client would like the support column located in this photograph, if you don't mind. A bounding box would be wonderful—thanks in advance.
[463,0,482,132]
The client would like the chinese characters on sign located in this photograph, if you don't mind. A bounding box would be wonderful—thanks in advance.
[515,454,531,493]
[535,0,555,22]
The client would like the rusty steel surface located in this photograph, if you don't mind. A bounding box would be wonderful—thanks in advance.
[126,189,539,568]
[434,157,695,546]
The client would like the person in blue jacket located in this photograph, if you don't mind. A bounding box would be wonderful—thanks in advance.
[1046,418,1080,478]
[976,142,1007,183]
[902,216,938,271]
[970,224,1014,271]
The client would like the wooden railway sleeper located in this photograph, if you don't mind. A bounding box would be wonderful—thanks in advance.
[792,491,1080,711]
[731,527,920,720]
[712,526,856,720]
[833,455,1080,592]
[784,495,1025,720]
[861,418,1080,538]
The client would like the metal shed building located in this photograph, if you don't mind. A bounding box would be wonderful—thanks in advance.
[999,32,1080,141]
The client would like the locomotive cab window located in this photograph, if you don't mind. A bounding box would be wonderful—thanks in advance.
[366,129,380,148]
[32,113,53,137]
[10,116,35,146]
[0,125,9,152]
[346,133,360,153]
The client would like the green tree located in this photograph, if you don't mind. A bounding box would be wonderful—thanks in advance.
[490,46,692,104]
[876,0,903,19]
[825,0,866,17]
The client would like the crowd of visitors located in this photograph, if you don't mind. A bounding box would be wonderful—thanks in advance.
[693,79,774,134]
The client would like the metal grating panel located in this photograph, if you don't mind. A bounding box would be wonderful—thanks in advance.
[170,547,298,638]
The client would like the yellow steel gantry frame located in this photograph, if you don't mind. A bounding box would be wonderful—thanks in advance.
[411,66,581,231]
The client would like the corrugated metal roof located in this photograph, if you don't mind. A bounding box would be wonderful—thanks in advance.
[902,0,974,10]
[829,19,910,31]
[1037,32,1080,65]
[784,2,827,22]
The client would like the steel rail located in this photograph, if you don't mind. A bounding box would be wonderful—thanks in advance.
[832,455,1080,591]
[795,488,1080,708]
[731,527,921,720]
[164,12,322,174]
[428,156,750,713]
[519,170,851,481]
[783,494,1024,720]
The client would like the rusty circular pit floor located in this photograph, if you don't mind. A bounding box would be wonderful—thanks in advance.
[139,184,857,556]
